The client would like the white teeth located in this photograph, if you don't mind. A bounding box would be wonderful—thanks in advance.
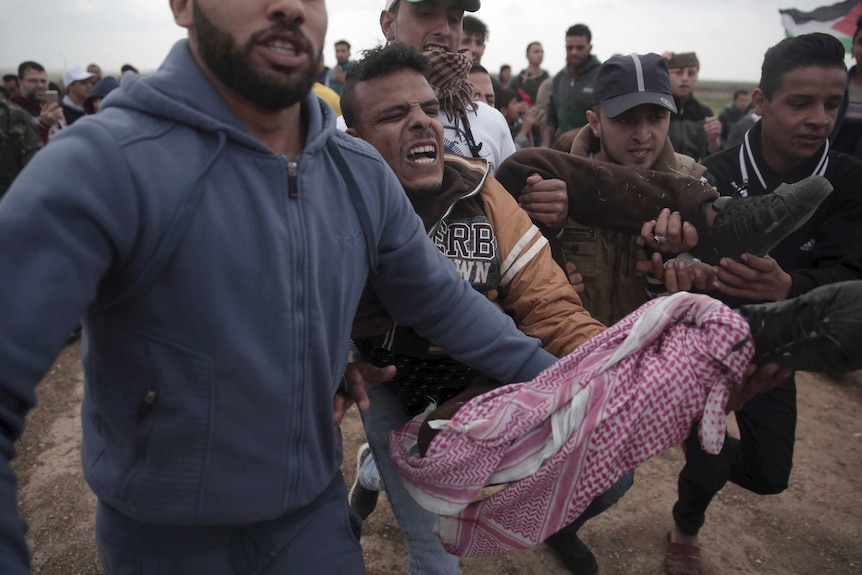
[269,41,297,55]
[407,145,437,164]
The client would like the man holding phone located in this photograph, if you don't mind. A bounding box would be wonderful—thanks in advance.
[10,61,65,143]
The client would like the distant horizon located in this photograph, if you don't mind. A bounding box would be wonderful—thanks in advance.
[0,67,763,92]
[1,1,852,86]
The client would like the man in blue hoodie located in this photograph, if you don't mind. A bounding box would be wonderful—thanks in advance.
[0,2,560,574]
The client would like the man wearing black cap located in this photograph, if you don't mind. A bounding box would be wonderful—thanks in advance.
[561,53,704,327]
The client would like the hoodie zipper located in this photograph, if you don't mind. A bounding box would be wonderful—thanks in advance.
[428,166,486,237]
[288,161,299,198]
[283,156,305,511]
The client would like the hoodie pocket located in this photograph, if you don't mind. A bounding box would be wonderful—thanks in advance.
[89,330,214,521]
[117,387,159,501]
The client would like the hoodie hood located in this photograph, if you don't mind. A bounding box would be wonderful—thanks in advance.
[101,39,336,156]
[84,76,120,114]
[414,153,489,232]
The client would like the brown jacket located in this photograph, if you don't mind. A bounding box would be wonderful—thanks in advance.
[459,155,605,357]
[354,154,605,413]
[561,129,706,325]
[358,153,605,361]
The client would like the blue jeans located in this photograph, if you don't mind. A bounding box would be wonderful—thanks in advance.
[362,382,460,575]
[361,383,634,575]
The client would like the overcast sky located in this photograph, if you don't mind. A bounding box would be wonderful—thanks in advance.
[0,0,852,82]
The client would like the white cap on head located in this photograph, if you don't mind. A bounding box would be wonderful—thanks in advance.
[384,0,481,12]
[63,64,94,88]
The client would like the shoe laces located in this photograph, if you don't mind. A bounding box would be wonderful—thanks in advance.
[715,193,785,236]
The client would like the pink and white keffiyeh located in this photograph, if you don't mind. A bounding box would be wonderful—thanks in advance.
[390,292,754,556]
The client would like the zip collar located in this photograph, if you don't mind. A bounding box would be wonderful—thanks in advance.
[737,122,829,195]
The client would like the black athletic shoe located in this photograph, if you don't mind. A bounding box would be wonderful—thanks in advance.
[545,531,599,575]
[738,280,862,373]
[696,175,833,265]
[348,443,379,521]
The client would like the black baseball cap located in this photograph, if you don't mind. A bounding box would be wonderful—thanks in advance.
[593,53,677,118]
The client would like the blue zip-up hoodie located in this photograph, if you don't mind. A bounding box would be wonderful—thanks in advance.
[0,41,555,573]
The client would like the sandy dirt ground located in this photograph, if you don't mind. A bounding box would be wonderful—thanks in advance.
[13,342,862,575]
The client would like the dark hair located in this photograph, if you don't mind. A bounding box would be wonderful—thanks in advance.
[526,41,542,55]
[566,24,592,43]
[341,43,431,129]
[463,15,487,42]
[17,61,45,79]
[759,33,846,99]
[499,64,511,76]
[2,74,18,84]
[335,40,351,50]
[497,87,521,109]
[732,89,749,100]
[470,63,489,76]
[120,64,139,74]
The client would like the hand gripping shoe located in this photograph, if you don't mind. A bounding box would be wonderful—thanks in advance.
[695,175,833,265]
[738,280,862,373]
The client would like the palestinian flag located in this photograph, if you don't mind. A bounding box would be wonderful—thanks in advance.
[780,0,862,51]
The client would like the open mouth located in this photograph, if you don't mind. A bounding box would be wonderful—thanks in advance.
[628,147,652,159]
[797,134,825,144]
[407,144,438,165]
[268,39,299,56]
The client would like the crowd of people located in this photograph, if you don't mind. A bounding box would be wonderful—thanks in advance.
[1,1,862,575]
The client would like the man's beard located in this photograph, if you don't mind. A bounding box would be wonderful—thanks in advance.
[193,3,321,111]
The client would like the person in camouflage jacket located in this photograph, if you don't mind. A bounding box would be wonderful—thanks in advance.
[0,100,42,199]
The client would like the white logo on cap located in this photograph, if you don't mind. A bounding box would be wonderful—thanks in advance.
[661,97,672,107]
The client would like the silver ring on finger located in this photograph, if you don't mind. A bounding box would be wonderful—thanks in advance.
[653,234,668,244]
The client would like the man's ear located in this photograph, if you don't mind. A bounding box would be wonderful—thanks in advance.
[170,0,194,29]
[345,127,361,139]
[586,109,602,138]
[380,10,396,42]
[751,88,768,116]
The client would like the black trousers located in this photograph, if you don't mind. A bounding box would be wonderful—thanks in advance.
[672,375,797,536]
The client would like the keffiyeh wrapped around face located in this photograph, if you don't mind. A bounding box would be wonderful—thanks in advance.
[391,292,754,556]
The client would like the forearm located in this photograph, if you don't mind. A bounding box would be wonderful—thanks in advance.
[541,125,556,148]
[707,137,721,154]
